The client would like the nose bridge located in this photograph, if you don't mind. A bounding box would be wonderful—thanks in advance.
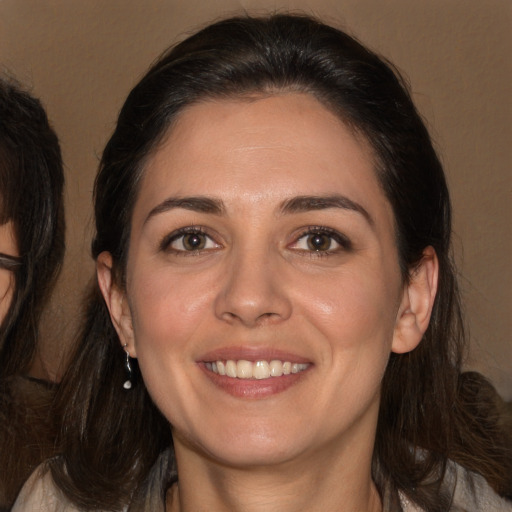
[215,239,291,326]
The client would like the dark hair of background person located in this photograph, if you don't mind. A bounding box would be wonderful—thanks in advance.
[49,14,511,511]
[0,76,65,510]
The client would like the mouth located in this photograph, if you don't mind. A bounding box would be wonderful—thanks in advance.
[198,349,312,399]
[204,359,310,380]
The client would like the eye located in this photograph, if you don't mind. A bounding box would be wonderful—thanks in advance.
[303,233,335,251]
[161,227,220,253]
[290,227,351,254]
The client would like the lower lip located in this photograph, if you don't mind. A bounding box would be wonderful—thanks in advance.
[199,363,310,399]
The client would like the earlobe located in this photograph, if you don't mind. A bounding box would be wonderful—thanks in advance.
[392,246,439,354]
[96,251,137,357]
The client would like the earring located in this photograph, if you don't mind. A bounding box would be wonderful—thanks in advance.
[123,344,133,390]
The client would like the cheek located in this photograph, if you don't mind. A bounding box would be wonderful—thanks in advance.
[129,268,214,351]
[295,263,400,409]
[298,265,400,347]
[298,268,399,410]
[126,268,216,424]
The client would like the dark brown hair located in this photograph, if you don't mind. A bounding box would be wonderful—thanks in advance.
[0,76,65,508]
[0,76,65,377]
[51,14,511,511]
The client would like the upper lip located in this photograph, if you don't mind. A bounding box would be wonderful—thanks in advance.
[198,346,311,364]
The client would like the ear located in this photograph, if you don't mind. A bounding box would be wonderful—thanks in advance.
[97,251,137,358]
[392,246,439,354]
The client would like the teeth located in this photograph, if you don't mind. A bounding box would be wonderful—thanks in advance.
[207,359,309,379]
[237,360,253,378]
[291,363,302,374]
[269,360,283,377]
[226,360,237,378]
[253,361,270,379]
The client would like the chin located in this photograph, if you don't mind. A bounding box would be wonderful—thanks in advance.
[176,420,308,469]
[207,442,301,469]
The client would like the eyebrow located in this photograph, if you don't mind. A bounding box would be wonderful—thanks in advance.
[145,196,225,224]
[279,195,374,226]
[144,193,373,226]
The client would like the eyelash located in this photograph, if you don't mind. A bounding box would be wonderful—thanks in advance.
[159,226,220,255]
[159,225,352,257]
[291,226,352,256]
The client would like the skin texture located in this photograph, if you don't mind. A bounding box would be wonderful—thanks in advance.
[0,221,17,323]
[98,93,438,512]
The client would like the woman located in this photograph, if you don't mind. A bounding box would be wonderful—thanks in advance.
[14,14,511,511]
[0,77,65,510]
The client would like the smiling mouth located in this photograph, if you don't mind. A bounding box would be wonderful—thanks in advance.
[204,359,310,380]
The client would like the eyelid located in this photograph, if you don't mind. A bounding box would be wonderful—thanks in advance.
[289,226,353,253]
[159,226,221,253]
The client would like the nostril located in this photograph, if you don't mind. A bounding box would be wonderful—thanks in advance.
[220,310,285,327]
[254,311,284,326]
[258,312,275,321]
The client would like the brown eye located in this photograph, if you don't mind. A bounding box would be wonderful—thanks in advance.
[289,227,351,255]
[163,228,220,254]
[182,233,207,251]
[306,233,332,251]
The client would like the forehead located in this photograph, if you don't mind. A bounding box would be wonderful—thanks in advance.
[135,93,390,220]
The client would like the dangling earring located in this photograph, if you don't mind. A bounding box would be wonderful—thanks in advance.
[123,344,133,390]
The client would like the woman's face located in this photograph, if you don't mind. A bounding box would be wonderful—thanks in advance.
[0,220,18,323]
[101,93,435,469]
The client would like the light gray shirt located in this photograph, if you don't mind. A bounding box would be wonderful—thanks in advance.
[12,450,512,512]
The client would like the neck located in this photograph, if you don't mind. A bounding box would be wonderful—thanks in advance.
[167,435,382,512]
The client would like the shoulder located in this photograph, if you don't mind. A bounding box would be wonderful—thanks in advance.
[12,450,174,512]
[450,462,512,512]
[11,463,79,512]
[398,460,512,512]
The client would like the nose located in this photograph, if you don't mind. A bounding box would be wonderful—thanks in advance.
[214,248,292,327]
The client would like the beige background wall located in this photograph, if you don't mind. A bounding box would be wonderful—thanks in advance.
[0,0,510,398]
